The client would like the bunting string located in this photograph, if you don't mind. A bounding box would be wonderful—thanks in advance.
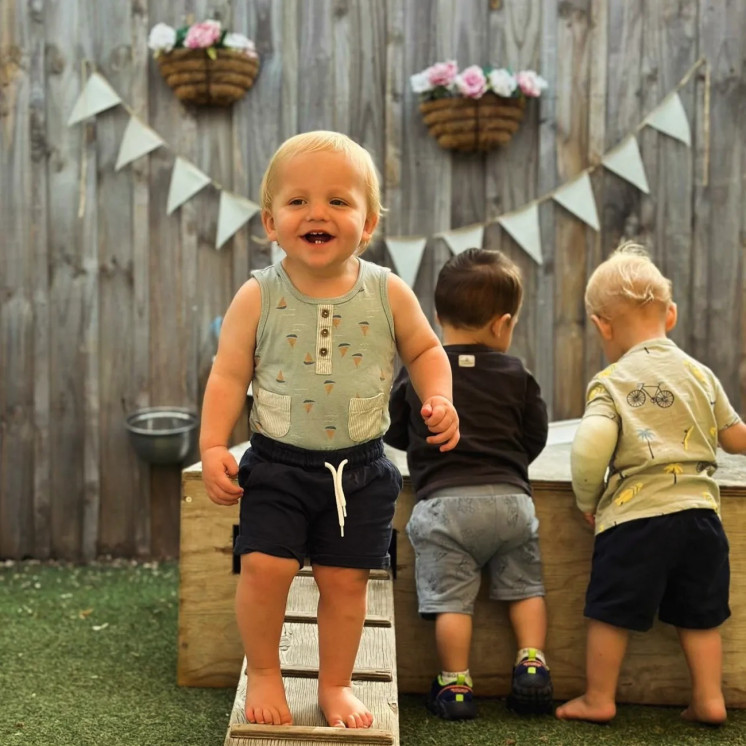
[68,56,708,274]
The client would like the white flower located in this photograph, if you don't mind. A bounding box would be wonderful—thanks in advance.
[223,32,258,58]
[488,68,517,98]
[147,23,177,54]
[410,71,434,95]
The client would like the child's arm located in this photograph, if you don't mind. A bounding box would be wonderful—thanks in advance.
[571,415,618,527]
[200,278,261,506]
[718,420,746,454]
[387,274,459,452]
[521,374,549,463]
[383,366,411,451]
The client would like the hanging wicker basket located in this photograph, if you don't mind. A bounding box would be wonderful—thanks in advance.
[157,48,260,107]
[419,92,526,152]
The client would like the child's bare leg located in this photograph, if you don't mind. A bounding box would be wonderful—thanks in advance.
[313,565,372,728]
[508,596,547,649]
[555,619,628,722]
[677,627,727,724]
[435,612,472,671]
[236,552,298,725]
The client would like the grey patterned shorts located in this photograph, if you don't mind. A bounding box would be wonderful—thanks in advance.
[405,484,545,617]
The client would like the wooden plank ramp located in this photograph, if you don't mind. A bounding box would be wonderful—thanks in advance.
[224,570,399,746]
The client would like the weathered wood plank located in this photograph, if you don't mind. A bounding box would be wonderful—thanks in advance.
[44,0,97,559]
[29,0,52,559]
[535,0,558,416]
[128,0,153,556]
[0,0,34,558]
[693,0,745,406]
[148,0,192,558]
[95,0,137,556]
[486,0,543,374]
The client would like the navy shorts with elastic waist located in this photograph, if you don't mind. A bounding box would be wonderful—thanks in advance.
[234,433,402,569]
[584,508,730,632]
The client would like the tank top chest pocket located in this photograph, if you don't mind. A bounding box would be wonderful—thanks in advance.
[348,393,385,442]
[253,386,291,438]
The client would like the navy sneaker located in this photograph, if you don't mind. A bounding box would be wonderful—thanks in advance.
[426,673,478,720]
[506,650,554,715]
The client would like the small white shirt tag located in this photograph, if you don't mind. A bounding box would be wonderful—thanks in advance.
[458,354,476,367]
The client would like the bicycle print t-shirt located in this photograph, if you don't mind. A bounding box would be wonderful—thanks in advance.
[581,338,741,533]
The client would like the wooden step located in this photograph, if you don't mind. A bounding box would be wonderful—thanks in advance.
[224,573,399,745]
[229,723,394,743]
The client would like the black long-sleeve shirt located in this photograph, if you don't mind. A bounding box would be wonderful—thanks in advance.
[385,344,548,501]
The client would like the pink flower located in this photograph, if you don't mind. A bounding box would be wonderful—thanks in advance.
[427,60,458,88]
[185,20,222,49]
[516,70,548,98]
[455,65,487,99]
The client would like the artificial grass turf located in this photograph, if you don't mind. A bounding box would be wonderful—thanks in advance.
[1,562,745,746]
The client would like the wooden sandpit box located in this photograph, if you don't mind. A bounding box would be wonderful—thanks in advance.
[179,427,746,707]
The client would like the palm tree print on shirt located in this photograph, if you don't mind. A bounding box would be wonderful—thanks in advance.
[664,463,684,484]
[637,428,655,459]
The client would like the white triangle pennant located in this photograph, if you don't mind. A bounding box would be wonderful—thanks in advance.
[440,224,485,255]
[270,242,286,264]
[602,136,650,194]
[216,192,261,249]
[552,173,600,231]
[166,157,212,215]
[115,116,165,171]
[385,236,428,288]
[497,204,543,264]
[644,93,691,146]
[67,72,122,125]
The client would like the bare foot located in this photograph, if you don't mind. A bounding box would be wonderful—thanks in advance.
[555,694,616,723]
[681,697,727,725]
[245,669,292,725]
[319,685,374,728]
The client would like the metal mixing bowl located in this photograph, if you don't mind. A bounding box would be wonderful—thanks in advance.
[125,406,198,466]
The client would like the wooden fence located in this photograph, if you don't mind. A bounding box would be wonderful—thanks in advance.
[1,0,744,559]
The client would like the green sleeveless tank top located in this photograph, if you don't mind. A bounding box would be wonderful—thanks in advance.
[249,259,396,450]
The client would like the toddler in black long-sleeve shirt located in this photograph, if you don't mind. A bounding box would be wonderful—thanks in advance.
[385,248,552,719]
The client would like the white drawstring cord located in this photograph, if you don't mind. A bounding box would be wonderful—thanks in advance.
[324,458,349,536]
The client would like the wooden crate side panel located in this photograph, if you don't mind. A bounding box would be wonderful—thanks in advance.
[178,474,241,686]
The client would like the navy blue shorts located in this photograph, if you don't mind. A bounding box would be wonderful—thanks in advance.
[234,433,402,569]
[584,509,730,632]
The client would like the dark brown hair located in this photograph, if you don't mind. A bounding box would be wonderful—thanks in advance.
[435,248,523,328]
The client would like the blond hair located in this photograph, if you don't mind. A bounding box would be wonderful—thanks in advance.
[585,241,673,318]
[259,131,381,251]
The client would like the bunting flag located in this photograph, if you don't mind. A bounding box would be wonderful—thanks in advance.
[644,92,691,146]
[497,204,542,265]
[166,157,212,215]
[67,72,122,125]
[270,241,286,265]
[216,192,261,249]
[385,237,428,288]
[552,173,600,231]
[116,116,165,171]
[440,224,485,256]
[602,136,650,194]
[67,58,705,262]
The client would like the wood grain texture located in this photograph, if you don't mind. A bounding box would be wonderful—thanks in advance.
[1,0,744,560]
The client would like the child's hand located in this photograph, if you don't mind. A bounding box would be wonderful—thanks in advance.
[582,512,596,529]
[201,446,243,506]
[421,396,460,452]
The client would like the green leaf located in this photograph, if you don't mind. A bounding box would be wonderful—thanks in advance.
[206,46,217,61]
